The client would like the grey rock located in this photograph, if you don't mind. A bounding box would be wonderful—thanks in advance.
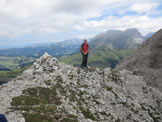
[116,28,162,92]
[0,53,162,122]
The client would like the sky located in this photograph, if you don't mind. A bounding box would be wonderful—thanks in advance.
[0,0,162,47]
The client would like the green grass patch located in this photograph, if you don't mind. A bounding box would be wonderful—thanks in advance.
[44,80,52,86]
[11,83,80,121]
[0,64,31,83]
[79,106,96,120]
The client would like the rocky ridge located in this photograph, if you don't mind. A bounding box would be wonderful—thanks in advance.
[116,29,162,92]
[0,53,162,122]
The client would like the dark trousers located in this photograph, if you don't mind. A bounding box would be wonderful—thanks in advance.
[82,53,88,67]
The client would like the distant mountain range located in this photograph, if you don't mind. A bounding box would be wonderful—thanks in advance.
[61,28,145,68]
[0,38,83,57]
[0,28,152,57]
[89,28,144,50]
[0,28,154,69]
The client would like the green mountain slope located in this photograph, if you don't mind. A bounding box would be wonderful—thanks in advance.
[0,56,36,70]
[60,46,135,68]
[0,64,32,85]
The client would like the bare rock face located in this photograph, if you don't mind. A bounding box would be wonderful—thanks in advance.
[0,53,162,122]
[89,28,144,50]
[116,29,162,92]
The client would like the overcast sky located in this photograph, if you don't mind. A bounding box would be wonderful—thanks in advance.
[0,0,162,45]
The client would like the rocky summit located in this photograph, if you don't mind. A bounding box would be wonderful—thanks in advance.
[0,53,162,122]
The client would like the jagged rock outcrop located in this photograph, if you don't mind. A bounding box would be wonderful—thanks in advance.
[116,29,162,92]
[0,53,162,122]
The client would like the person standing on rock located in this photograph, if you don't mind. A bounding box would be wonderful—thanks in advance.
[80,39,89,68]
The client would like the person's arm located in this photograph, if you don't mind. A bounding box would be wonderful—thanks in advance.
[80,44,84,54]
[87,44,90,53]
[80,47,83,53]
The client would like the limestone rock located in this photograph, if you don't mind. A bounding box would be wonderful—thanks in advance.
[0,53,162,122]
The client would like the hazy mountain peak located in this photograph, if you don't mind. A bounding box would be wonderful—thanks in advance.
[90,28,144,50]
[124,28,139,32]
[125,28,143,37]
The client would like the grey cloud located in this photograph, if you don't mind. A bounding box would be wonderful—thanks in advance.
[0,0,161,39]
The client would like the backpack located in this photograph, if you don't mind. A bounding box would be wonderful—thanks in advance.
[0,114,8,122]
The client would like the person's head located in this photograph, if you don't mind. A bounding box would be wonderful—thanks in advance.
[84,39,87,44]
